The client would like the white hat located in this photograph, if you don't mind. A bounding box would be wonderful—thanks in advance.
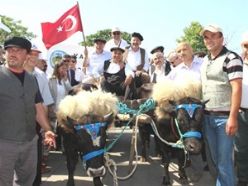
[111,27,120,33]
[31,44,42,53]
[241,31,248,45]
[200,24,223,36]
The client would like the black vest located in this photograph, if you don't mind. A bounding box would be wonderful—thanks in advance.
[0,67,38,142]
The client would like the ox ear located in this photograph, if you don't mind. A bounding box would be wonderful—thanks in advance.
[104,112,114,125]
[201,99,210,107]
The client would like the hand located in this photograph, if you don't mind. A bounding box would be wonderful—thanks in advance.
[44,131,57,149]
[135,70,142,76]
[124,75,133,86]
[225,116,238,136]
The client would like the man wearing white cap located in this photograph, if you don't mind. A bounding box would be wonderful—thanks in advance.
[105,27,128,52]
[24,44,54,186]
[234,32,248,186]
[200,24,243,186]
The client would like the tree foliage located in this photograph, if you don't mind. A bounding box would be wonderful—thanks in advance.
[82,29,131,46]
[0,15,35,44]
[177,21,207,53]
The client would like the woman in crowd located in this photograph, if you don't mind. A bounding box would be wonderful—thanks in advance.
[48,61,71,150]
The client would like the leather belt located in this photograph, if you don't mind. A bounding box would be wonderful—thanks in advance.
[240,107,248,112]
[204,110,230,116]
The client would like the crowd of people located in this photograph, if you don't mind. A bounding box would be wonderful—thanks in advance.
[0,24,247,186]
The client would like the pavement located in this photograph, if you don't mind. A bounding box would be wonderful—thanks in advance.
[41,127,215,186]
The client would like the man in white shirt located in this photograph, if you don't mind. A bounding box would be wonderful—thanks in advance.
[166,42,205,181]
[77,38,111,83]
[166,50,182,68]
[105,27,128,52]
[166,42,203,82]
[149,51,167,83]
[149,46,172,82]
[24,44,54,186]
[235,31,248,186]
[125,32,150,87]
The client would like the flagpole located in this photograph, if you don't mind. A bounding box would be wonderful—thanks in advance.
[77,2,87,48]
[77,1,88,74]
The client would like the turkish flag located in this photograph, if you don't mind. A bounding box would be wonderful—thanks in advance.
[41,4,83,49]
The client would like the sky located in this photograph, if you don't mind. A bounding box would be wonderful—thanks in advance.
[0,0,247,56]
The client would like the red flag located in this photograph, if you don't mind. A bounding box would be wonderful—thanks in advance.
[41,4,83,49]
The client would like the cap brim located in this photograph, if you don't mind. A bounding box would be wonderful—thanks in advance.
[110,47,125,53]
[31,49,42,53]
[200,26,222,36]
[4,44,23,49]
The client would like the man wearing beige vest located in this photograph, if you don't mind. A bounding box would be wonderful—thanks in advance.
[200,25,243,186]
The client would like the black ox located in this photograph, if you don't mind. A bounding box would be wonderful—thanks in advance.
[118,83,206,185]
[124,82,207,185]
[154,97,206,185]
[57,83,115,186]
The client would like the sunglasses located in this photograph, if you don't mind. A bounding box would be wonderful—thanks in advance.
[244,44,248,49]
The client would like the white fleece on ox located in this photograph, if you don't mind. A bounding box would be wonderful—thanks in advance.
[152,79,202,119]
[57,90,118,122]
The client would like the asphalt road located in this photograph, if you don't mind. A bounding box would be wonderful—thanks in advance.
[41,127,215,186]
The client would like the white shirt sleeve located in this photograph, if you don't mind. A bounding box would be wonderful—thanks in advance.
[143,51,150,72]
[125,63,135,77]
[75,68,86,82]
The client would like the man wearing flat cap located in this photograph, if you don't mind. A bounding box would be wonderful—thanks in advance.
[149,46,172,82]
[105,27,128,52]
[124,32,150,88]
[0,36,56,186]
[150,46,164,54]
[78,38,111,83]
[101,46,135,99]
[200,25,243,186]
[234,31,248,186]
[24,43,54,185]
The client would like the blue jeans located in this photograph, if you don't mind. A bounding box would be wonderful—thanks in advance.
[203,114,235,186]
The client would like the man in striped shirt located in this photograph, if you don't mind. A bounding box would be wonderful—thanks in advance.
[200,24,243,186]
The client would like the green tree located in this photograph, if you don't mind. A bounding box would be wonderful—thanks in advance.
[0,15,35,44]
[82,29,131,46]
[177,21,207,53]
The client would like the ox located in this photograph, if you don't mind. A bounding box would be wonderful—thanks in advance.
[120,83,161,162]
[56,89,118,186]
[151,79,206,185]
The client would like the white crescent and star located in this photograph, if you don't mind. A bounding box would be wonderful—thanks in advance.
[57,15,77,32]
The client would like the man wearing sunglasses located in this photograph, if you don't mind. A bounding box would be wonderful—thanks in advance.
[105,27,128,52]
